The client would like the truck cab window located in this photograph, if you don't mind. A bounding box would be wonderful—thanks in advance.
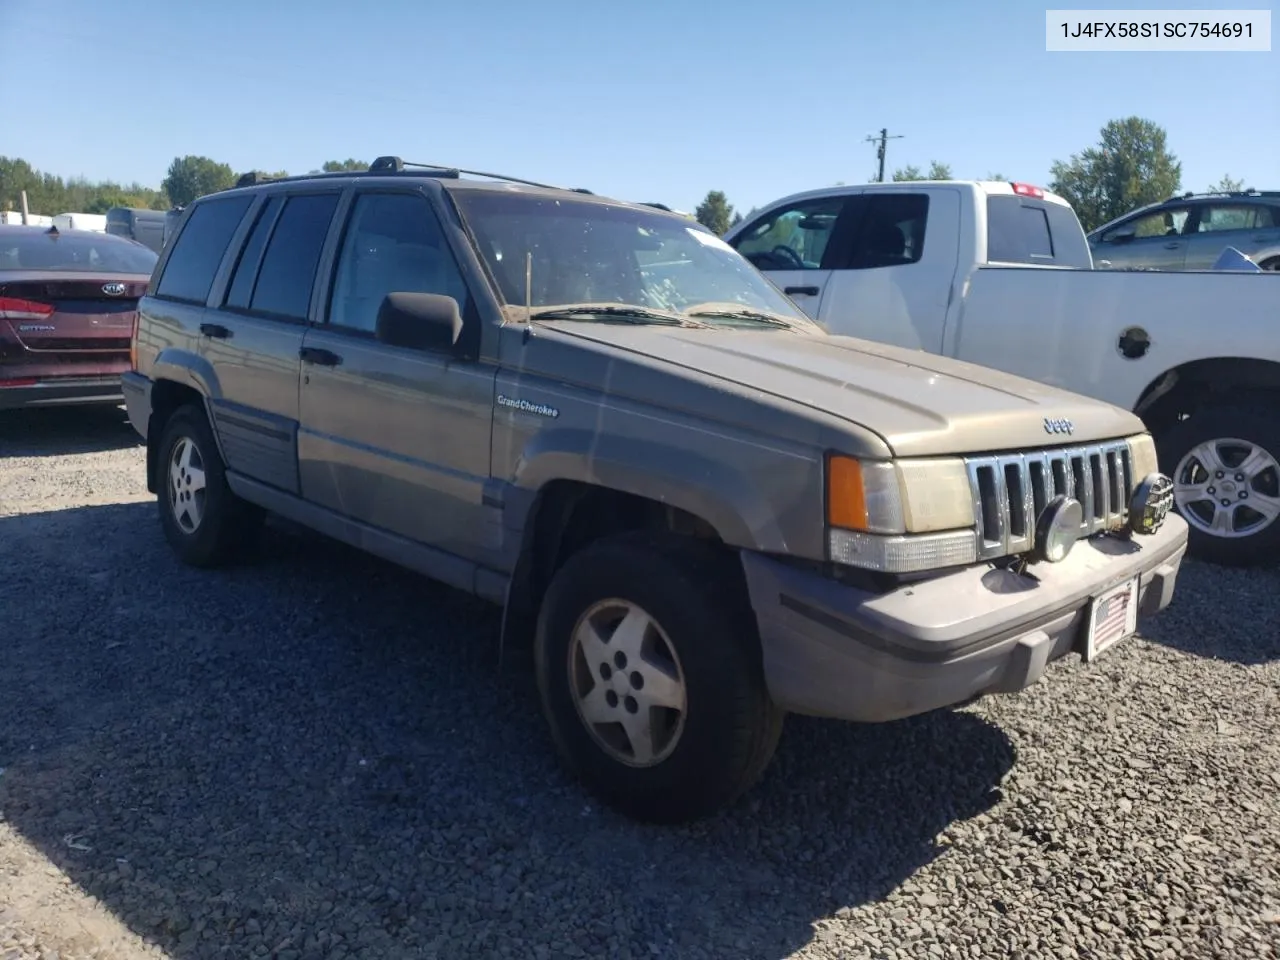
[732,197,845,271]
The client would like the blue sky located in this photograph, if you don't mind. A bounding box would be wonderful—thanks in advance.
[1,0,1275,215]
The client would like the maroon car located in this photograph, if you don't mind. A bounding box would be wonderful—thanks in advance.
[0,223,158,411]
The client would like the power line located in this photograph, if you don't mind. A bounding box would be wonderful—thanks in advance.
[865,128,905,182]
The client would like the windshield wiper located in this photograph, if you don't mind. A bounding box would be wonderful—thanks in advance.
[530,305,711,328]
[682,305,802,330]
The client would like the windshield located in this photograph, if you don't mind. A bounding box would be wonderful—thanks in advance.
[450,191,820,329]
[0,229,159,274]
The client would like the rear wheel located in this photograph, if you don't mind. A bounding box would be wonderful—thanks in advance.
[534,532,784,824]
[1156,402,1280,567]
[1258,257,1280,272]
[156,404,262,567]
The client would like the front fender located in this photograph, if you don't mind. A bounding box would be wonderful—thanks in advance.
[510,426,822,558]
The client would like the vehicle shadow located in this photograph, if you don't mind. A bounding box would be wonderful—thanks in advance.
[0,501,1015,960]
[0,404,140,458]
[1139,557,1280,665]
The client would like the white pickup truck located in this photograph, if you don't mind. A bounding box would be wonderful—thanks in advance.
[722,180,1279,568]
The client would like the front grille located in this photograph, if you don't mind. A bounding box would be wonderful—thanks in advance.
[964,440,1133,561]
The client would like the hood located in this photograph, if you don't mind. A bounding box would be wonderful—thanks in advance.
[537,322,1144,458]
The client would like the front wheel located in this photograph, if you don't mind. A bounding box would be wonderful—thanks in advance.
[1156,402,1280,567]
[533,532,784,824]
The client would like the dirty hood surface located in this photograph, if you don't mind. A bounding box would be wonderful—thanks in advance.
[540,322,1144,458]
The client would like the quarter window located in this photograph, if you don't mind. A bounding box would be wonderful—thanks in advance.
[328,193,469,335]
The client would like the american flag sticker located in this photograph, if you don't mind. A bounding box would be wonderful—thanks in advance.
[1084,577,1140,662]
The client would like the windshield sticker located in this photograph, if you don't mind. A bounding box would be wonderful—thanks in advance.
[497,394,560,418]
[686,228,736,253]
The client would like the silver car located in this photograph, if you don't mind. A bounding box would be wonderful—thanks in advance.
[1088,190,1280,271]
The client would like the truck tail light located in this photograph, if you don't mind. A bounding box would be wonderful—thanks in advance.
[0,297,55,320]
[1011,182,1045,199]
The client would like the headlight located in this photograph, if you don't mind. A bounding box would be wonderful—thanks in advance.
[826,454,978,573]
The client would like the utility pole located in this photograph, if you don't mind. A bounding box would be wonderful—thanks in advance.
[20,190,30,225]
[865,128,904,182]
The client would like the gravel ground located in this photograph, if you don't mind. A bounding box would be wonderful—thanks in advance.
[0,406,1277,960]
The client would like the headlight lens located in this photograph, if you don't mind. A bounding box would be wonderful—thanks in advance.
[826,454,978,572]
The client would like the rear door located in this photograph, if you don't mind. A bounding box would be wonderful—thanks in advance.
[727,193,858,320]
[1181,201,1280,268]
[816,186,960,352]
[197,189,343,495]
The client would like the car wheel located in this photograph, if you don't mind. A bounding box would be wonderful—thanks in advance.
[534,531,784,824]
[1156,402,1280,567]
[156,403,262,568]
[1259,257,1280,272]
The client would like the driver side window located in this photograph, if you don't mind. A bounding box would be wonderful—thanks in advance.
[733,197,846,270]
[1104,207,1189,242]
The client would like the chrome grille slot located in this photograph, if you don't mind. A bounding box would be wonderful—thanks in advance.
[965,440,1133,561]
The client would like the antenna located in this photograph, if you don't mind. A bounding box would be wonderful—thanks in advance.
[524,251,533,324]
[864,127,905,182]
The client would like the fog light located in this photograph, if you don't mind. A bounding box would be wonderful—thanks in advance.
[1129,472,1174,535]
[1033,495,1083,563]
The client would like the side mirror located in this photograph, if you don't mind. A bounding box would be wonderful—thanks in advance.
[1107,227,1137,244]
[374,292,463,352]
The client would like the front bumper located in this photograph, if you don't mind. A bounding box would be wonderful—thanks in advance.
[739,514,1189,723]
[0,376,124,411]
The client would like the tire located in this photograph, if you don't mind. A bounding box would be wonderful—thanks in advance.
[533,531,784,824]
[1258,257,1280,272]
[1155,402,1280,567]
[155,403,262,568]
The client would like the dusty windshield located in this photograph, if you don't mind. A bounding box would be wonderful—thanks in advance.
[451,191,821,330]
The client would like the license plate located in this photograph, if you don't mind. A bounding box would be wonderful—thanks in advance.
[1083,576,1140,662]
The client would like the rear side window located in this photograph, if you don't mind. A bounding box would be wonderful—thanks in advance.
[844,194,929,269]
[987,195,1093,267]
[155,195,253,303]
[247,193,340,320]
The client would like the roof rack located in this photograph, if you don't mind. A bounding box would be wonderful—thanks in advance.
[1167,188,1279,201]
[368,156,593,194]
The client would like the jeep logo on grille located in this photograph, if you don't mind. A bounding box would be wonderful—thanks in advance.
[1044,417,1074,435]
[102,282,127,296]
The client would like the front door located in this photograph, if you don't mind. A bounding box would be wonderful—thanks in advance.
[816,187,960,353]
[729,193,856,321]
[296,189,499,566]
[1092,204,1192,270]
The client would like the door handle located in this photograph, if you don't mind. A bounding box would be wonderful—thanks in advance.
[299,346,342,366]
[784,286,820,296]
[1163,242,1181,249]
[199,322,231,339]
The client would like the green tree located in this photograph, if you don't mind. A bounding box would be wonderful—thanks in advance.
[1210,174,1244,192]
[1048,117,1182,232]
[161,155,237,207]
[985,172,1007,181]
[322,159,368,172]
[695,190,735,235]
[0,156,169,216]
[892,161,951,182]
